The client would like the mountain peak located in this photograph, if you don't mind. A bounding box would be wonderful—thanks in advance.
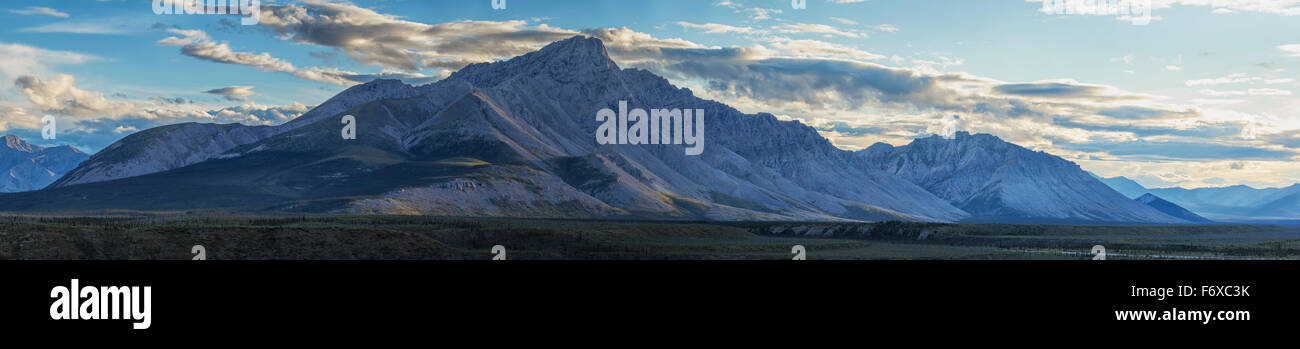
[535,35,610,59]
[1134,193,1214,223]
[3,135,37,153]
[446,35,618,86]
[917,131,999,143]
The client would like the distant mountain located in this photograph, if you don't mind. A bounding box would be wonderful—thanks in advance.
[1098,176,1300,220]
[51,123,276,188]
[1254,191,1300,218]
[0,135,89,193]
[1096,176,1147,199]
[5,36,968,222]
[1135,194,1214,223]
[856,132,1190,224]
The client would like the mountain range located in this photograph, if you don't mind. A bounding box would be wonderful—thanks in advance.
[1134,193,1214,223]
[0,135,88,193]
[1098,176,1300,220]
[856,132,1190,224]
[0,36,1213,224]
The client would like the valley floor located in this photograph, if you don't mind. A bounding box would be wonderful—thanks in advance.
[0,215,1296,260]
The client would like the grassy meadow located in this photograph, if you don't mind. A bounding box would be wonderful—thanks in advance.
[0,215,1295,260]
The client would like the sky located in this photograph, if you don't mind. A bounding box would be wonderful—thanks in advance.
[1,0,1299,189]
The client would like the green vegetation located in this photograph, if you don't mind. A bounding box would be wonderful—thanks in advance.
[0,216,1295,260]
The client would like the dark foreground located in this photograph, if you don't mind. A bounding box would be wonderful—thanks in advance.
[0,215,1294,260]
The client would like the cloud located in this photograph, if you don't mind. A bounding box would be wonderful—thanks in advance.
[1248,88,1292,96]
[13,74,130,117]
[995,82,1106,97]
[22,16,152,35]
[1029,0,1300,17]
[1064,140,1296,161]
[0,106,42,132]
[740,8,783,21]
[768,38,885,61]
[1185,73,1258,86]
[0,42,99,83]
[1200,88,1292,96]
[10,72,309,133]
[204,86,257,101]
[257,0,577,73]
[772,23,863,38]
[1280,44,1300,58]
[829,17,859,25]
[157,28,373,86]
[160,29,294,72]
[9,6,68,18]
[677,22,758,34]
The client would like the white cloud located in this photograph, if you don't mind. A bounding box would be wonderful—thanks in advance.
[159,29,293,72]
[1199,88,1292,96]
[1280,44,1300,57]
[829,17,859,25]
[157,28,362,86]
[0,106,42,132]
[9,6,68,18]
[677,22,758,34]
[258,1,577,72]
[769,38,885,60]
[21,16,150,35]
[874,24,900,33]
[0,42,99,83]
[13,74,131,117]
[1029,0,1300,17]
[740,8,783,21]
[772,23,863,38]
[1248,88,1292,96]
[1185,73,1257,86]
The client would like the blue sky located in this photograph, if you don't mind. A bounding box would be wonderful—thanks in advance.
[1,0,1299,189]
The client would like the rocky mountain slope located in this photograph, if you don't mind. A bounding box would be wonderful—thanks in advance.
[856,132,1190,224]
[1135,194,1214,223]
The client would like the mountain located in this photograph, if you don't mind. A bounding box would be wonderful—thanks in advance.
[4,36,969,222]
[51,123,276,187]
[1135,193,1214,223]
[50,80,416,188]
[855,132,1190,224]
[1253,191,1300,218]
[1098,176,1300,220]
[0,135,89,193]
[1096,176,1147,199]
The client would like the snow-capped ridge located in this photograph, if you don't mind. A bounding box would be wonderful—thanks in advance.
[0,135,89,192]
